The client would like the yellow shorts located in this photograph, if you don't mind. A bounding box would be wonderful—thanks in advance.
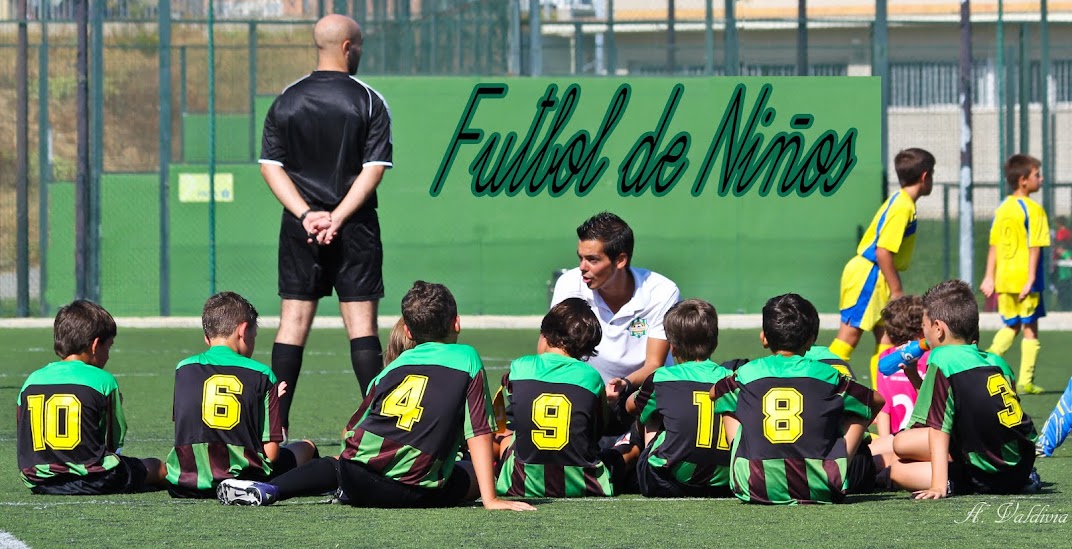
[838,255,889,331]
[997,292,1045,326]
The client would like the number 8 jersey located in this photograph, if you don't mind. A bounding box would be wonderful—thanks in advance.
[339,342,495,489]
[711,354,877,504]
[16,360,126,488]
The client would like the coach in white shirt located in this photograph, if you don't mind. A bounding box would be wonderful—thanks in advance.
[550,212,681,397]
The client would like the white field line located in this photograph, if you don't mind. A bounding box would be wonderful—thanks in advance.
[0,532,30,549]
[4,313,1072,331]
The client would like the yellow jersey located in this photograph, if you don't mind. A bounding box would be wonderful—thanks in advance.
[856,190,918,272]
[990,196,1051,294]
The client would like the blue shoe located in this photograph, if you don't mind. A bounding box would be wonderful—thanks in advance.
[1023,468,1043,494]
[217,479,279,506]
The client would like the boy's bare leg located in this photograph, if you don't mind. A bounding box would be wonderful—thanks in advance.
[892,428,931,462]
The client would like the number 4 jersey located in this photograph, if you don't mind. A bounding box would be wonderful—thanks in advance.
[339,342,496,489]
[166,346,283,491]
[16,360,127,488]
[711,354,877,504]
[909,344,1037,476]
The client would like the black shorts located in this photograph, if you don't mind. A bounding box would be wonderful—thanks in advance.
[846,443,877,494]
[278,208,384,301]
[336,459,471,508]
[31,455,148,496]
[948,457,1034,495]
[636,444,733,498]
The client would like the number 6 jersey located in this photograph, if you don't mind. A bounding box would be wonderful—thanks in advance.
[711,354,877,504]
[16,360,127,488]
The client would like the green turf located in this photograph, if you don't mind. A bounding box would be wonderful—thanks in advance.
[1,327,1070,547]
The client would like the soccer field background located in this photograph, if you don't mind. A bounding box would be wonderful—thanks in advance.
[1,326,1070,547]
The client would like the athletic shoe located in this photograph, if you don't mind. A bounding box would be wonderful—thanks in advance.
[217,479,279,506]
[1036,442,1049,457]
[1017,383,1046,395]
[1023,468,1043,494]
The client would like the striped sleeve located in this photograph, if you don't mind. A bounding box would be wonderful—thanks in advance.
[910,365,955,433]
[711,375,740,414]
[109,388,127,450]
[265,382,284,443]
[635,373,658,423]
[463,369,495,440]
[837,376,877,420]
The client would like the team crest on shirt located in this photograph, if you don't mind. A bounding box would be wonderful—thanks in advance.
[628,318,648,338]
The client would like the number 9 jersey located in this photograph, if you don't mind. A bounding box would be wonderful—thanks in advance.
[16,360,127,488]
[711,354,878,504]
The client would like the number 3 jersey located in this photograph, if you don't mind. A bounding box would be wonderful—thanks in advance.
[166,346,283,490]
[496,353,612,498]
[909,344,1037,475]
[632,359,735,490]
[339,342,495,489]
[711,354,877,504]
[16,360,127,488]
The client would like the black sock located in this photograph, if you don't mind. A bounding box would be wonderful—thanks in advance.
[350,336,383,395]
[272,342,304,431]
[272,457,339,500]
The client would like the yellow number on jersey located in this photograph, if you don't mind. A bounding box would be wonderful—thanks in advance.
[202,375,243,430]
[693,391,716,448]
[532,393,572,451]
[987,373,1024,428]
[381,375,429,431]
[25,394,83,451]
[762,388,804,444]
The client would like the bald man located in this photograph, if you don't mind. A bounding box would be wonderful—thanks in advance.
[260,14,393,435]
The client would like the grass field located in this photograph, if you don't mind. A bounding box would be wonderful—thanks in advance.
[1,326,1071,547]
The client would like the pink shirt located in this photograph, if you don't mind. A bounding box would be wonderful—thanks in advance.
[876,347,930,433]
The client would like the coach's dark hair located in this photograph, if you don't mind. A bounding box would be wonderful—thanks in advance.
[665,298,719,362]
[922,279,979,342]
[541,298,602,361]
[402,280,458,343]
[54,300,117,358]
[880,295,925,347]
[1005,154,1041,193]
[761,293,819,354]
[577,211,634,265]
[202,291,259,339]
[894,148,936,187]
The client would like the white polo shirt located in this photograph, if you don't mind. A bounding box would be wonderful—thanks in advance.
[551,266,681,383]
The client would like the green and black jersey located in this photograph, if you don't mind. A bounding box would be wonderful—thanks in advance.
[496,353,612,497]
[16,361,126,488]
[165,346,283,491]
[909,344,1037,475]
[633,359,734,490]
[803,346,857,379]
[711,354,877,505]
[339,342,495,489]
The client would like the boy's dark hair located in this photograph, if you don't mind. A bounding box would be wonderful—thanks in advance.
[761,293,819,354]
[880,295,925,347]
[664,298,719,362]
[54,300,117,358]
[401,280,458,343]
[577,211,634,265]
[1005,154,1041,193]
[894,148,936,187]
[541,298,602,361]
[922,279,979,342]
[202,291,259,339]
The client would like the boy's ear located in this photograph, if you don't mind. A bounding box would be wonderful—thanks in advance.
[204,334,211,346]
[453,315,462,334]
[402,322,414,341]
[536,334,549,354]
[613,252,629,270]
[89,337,101,357]
[759,331,770,349]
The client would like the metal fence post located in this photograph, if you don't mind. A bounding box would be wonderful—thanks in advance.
[248,21,257,162]
[38,19,50,315]
[16,0,29,316]
[724,0,738,76]
[159,0,172,315]
[529,0,541,76]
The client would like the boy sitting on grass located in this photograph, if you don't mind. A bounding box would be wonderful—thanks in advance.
[891,279,1039,498]
[711,293,883,504]
[218,281,535,511]
[166,292,318,498]
[17,300,167,494]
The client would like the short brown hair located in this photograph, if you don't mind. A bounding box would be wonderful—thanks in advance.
[894,148,936,187]
[54,300,117,358]
[922,279,979,342]
[577,212,634,266]
[202,291,258,339]
[762,293,819,354]
[401,281,458,343]
[664,299,719,362]
[880,295,924,347]
[1005,154,1041,193]
[541,298,602,361]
